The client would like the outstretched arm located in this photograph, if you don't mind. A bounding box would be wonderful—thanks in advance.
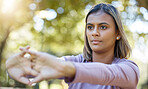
[21,49,139,88]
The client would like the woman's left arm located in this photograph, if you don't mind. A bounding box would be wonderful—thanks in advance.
[70,61,139,89]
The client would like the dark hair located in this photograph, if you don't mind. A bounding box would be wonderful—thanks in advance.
[83,3,131,61]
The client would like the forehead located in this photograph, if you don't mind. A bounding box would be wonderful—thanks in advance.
[87,11,115,24]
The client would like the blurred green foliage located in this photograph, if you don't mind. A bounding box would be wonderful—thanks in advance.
[0,0,148,89]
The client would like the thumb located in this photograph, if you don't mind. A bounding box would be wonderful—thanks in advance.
[30,74,43,84]
[18,77,30,85]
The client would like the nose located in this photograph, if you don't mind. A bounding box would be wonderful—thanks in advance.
[92,28,100,37]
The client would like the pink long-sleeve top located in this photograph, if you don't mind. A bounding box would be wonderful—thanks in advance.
[61,54,140,89]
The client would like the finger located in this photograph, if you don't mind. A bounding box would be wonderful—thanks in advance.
[31,59,36,63]
[30,69,39,77]
[18,77,30,85]
[24,50,38,57]
[29,55,37,62]
[26,68,39,78]
[19,45,30,51]
[30,74,43,84]
[19,51,27,57]
[31,62,36,68]
[32,65,40,73]
[19,46,31,57]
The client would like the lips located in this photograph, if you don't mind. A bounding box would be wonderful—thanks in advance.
[91,40,102,45]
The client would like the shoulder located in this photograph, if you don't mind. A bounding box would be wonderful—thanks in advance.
[113,58,138,66]
[113,57,140,76]
[60,54,84,62]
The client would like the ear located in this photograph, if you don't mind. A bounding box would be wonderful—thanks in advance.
[116,30,121,40]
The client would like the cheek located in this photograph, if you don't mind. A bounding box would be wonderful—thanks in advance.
[102,30,116,41]
[86,31,90,39]
[86,29,93,36]
[86,31,92,45]
[108,33,116,43]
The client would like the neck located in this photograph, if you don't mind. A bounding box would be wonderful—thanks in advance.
[92,49,115,64]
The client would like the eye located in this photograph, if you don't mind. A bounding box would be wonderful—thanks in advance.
[100,26,107,30]
[87,26,94,30]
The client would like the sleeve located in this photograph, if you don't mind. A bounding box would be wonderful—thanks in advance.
[60,54,84,62]
[67,61,140,89]
[58,54,83,80]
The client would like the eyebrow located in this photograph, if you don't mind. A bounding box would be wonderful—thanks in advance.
[99,22,109,25]
[87,22,109,25]
[86,23,93,25]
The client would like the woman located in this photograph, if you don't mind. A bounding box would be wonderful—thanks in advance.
[6,3,139,89]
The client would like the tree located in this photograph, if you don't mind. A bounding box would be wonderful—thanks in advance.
[0,0,34,87]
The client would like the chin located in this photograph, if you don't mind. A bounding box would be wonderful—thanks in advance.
[91,47,104,53]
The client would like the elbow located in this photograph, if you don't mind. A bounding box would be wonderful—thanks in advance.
[124,73,139,88]
[128,70,140,88]
[126,79,137,89]
[120,63,140,88]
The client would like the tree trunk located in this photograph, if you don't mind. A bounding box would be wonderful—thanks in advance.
[0,28,10,74]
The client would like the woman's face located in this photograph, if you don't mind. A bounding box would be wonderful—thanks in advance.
[86,11,119,53]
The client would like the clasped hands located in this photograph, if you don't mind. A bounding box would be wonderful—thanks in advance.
[6,46,70,85]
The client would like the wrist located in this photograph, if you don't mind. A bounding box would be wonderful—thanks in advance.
[63,61,76,77]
